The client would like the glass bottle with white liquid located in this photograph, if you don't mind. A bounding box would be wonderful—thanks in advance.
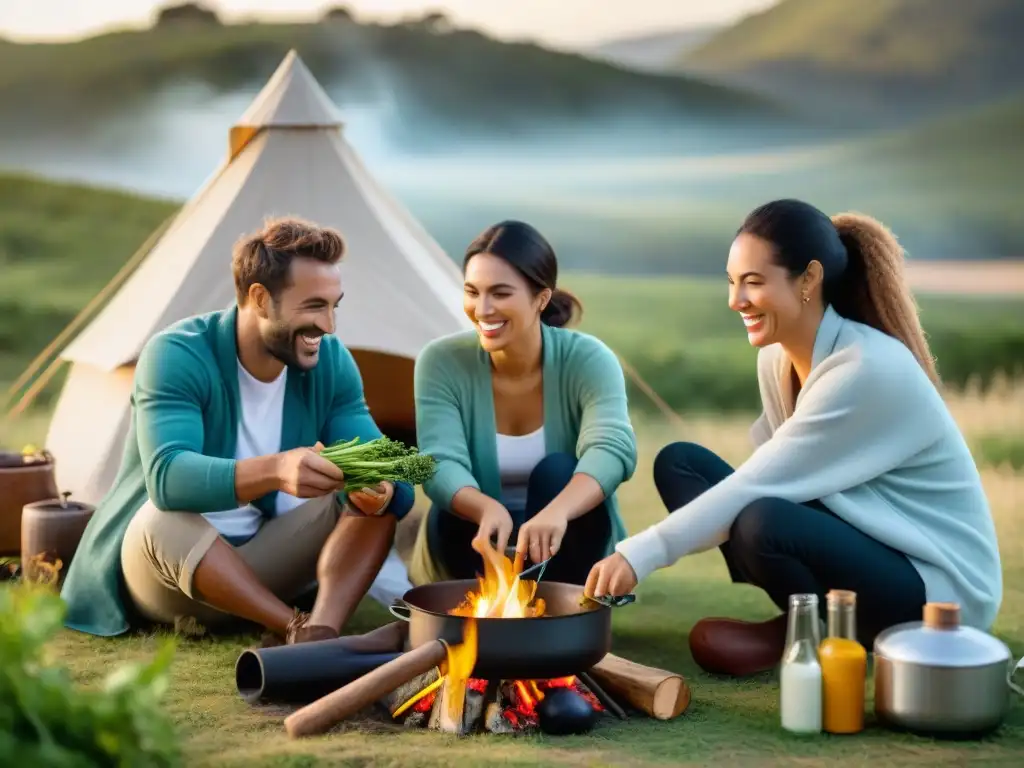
[780,593,823,735]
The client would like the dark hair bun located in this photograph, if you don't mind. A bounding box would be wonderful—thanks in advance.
[541,288,582,328]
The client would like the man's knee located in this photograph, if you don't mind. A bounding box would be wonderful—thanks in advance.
[122,500,220,598]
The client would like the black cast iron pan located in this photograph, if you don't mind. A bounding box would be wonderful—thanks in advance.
[389,579,614,681]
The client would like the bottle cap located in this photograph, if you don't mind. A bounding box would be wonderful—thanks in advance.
[826,589,856,606]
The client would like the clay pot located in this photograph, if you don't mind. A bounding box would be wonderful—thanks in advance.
[21,492,95,583]
[0,449,59,557]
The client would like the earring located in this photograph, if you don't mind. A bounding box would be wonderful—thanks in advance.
[802,293,810,304]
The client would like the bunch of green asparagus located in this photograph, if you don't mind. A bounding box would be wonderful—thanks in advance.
[320,436,436,492]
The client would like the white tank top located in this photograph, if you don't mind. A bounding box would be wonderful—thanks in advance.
[495,426,546,516]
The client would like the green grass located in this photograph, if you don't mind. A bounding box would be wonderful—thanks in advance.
[24,411,1024,766]
[563,272,1024,413]
[1,168,1022,425]
[2,167,1021,765]
[0,172,176,389]
[682,0,1022,78]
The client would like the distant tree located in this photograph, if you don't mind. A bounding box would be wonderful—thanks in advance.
[321,6,355,23]
[154,2,221,27]
[408,10,454,34]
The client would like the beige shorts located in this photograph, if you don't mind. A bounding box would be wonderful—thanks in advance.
[121,495,340,628]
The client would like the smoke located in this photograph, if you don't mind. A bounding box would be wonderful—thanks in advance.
[0,60,824,197]
[0,69,1011,271]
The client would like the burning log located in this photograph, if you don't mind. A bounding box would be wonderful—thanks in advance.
[428,678,488,734]
[413,675,603,735]
[380,668,441,719]
[435,617,478,732]
[284,640,448,738]
[484,700,516,734]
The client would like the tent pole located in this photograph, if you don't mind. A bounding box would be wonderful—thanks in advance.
[1,212,178,412]
[614,352,687,433]
[3,358,67,423]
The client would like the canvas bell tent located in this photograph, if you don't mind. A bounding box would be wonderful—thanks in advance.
[35,49,471,504]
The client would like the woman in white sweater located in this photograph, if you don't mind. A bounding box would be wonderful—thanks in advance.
[585,199,1003,676]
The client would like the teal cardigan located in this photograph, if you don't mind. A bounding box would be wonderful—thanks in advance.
[413,323,637,550]
[59,306,414,637]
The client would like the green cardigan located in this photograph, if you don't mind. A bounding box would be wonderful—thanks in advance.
[59,306,414,637]
[413,323,637,549]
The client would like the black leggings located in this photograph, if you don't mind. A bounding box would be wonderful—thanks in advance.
[654,441,927,646]
[427,452,612,585]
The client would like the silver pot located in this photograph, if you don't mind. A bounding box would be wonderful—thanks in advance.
[873,602,1023,737]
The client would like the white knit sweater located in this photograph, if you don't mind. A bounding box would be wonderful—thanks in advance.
[617,305,1003,630]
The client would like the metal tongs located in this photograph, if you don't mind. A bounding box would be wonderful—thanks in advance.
[505,549,635,607]
[583,593,636,608]
[516,556,550,583]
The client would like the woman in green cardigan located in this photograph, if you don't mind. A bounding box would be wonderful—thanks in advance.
[408,220,638,586]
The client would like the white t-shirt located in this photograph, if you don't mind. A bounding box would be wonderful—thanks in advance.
[496,426,546,519]
[202,361,306,540]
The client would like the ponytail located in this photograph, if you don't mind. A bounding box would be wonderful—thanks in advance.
[541,287,583,328]
[829,212,939,384]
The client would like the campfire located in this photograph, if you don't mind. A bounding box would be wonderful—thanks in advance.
[277,540,691,740]
[385,543,604,735]
[382,624,606,734]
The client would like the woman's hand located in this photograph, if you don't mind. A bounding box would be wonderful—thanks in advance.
[474,501,515,555]
[348,482,394,516]
[516,507,569,565]
[585,553,638,598]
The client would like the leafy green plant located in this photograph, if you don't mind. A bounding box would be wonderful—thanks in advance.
[0,579,182,766]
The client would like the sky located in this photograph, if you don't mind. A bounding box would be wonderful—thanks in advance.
[0,0,777,49]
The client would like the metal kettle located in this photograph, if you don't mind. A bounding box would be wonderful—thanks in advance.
[873,602,1023,737]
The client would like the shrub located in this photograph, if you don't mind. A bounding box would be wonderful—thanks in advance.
[0,573,181,766]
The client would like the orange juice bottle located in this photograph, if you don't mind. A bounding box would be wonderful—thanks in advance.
[818,589,866,734]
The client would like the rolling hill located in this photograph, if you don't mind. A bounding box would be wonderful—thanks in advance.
[0,12,789,154]
[677,0,1024,121]
[586,26,723,73]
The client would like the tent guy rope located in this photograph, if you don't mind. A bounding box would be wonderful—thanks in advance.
[1,212,178,419]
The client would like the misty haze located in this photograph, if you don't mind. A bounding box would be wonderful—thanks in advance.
[0,4,1020,275]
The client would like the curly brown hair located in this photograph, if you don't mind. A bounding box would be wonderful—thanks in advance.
[232,216,346,304]
[830,212,938,384]
[739,199,939,385]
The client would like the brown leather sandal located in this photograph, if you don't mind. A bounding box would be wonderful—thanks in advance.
[258,609,339,647]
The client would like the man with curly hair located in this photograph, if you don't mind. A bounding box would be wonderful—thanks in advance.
[61,216,414,645]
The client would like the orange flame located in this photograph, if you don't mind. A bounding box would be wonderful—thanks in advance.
[449,540,546,619]
[439,618,478,732]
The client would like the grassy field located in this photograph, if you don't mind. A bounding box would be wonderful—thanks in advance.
[7,379,1022,767]
[2,170,1022,767]
[1,166,1022,422]
[0,172,176,389]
